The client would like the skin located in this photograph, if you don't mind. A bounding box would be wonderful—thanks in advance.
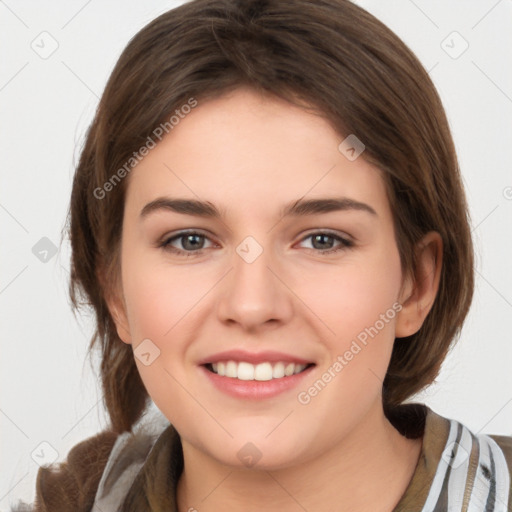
[106,87,443,512]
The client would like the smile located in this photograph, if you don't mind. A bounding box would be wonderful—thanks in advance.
[205,361,313,381]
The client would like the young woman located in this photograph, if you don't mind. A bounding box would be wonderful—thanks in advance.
[12,0,512,511]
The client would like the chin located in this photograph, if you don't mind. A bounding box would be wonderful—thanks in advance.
[203,433,308,471]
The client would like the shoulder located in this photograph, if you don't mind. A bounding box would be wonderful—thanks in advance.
[425,407,512,511]
[92,406,171,511]
[9,429,119,512]
[10,407,170,512]
[392,403,512,511]
[488,433,512,475]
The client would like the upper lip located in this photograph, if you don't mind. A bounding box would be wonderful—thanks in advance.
[198,349,315,366]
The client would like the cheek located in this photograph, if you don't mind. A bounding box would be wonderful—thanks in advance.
[121,252,202,341]
[120,254,200,412]
[299,247,402,338]
[294,246,403,401]
[296,252,402,414]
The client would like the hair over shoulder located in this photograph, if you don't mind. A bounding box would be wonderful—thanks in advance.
[29,431,118,512]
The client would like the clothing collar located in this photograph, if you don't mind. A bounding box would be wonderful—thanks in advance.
[119,402,511,511]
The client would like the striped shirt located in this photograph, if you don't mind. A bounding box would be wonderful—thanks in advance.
[391,403,512,511]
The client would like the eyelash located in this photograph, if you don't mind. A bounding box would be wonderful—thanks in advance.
[158,230,354,257]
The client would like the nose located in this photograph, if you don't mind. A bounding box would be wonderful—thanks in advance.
[216,238,294,332]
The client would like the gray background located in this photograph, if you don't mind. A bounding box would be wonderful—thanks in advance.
[1,0,511,507]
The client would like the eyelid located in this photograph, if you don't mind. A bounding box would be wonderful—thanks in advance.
[297,228,353,243]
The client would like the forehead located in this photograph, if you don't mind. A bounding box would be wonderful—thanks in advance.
[125,88,390,222]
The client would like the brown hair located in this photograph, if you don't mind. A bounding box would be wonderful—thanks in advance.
[31,0,474,509]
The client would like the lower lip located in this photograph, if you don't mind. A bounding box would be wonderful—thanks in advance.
[199,364,315,400]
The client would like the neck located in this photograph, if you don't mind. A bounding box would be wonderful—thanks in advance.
[176,402,423,512]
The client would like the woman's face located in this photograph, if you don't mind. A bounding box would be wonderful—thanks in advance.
[111,87,412,469]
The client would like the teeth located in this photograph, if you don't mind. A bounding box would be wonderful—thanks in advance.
[238,362,255,380]
[225,361,237,378]
[272,362,285,378]
[209,360,308,380]
[254,362,272,381]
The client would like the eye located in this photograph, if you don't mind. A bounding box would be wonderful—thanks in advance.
[297,231,353,255]
[159,231,214,257]
[159,230,354,257]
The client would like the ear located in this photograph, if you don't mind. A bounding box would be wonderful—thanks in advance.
[97,266,133,345]
[395,231,443,338]
[105,292,133,345]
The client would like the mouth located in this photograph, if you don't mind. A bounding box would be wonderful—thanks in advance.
[203,361,316,381]
[198,349,317,399]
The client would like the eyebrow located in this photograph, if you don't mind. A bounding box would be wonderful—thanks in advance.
[139,196,377,220]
